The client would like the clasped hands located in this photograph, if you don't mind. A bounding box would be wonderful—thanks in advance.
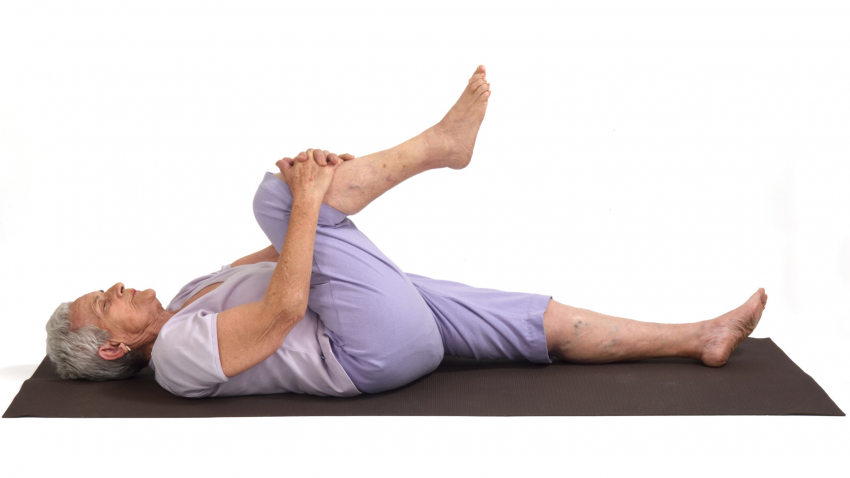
[275,148,356,203]
[279,149,356,169]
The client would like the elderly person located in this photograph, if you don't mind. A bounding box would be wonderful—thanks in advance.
[46,65,768,398]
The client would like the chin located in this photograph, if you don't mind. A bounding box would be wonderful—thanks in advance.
[140,289,160,304]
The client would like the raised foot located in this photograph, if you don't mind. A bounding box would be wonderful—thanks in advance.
[698,288,768,367]
[430,65,492,170]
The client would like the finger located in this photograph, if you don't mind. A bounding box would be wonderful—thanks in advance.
[276,159,291,172]
[313,149,327,166]
[296,151,308,162]
[328,156,342,170]
[328,153,340,165]
[281,157,295,167]
[341,153,355,161]
[306,149,314,166]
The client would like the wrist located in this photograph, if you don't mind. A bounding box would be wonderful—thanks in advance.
[292,191,325,204]
[291,193,324,209]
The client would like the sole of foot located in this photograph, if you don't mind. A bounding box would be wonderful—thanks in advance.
[430,65,492,170]
[699,288,769,367]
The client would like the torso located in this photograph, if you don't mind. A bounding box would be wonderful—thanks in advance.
[177,282,223,312]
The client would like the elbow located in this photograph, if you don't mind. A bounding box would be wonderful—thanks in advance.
[288,292,309,320]
[267,305,307,346]
[265,295,308,324]
[256,301,307,351]
[272,308,306,325]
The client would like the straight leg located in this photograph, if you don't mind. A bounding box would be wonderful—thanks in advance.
[277,65,492,216]
[542,289,768,367]
[319,127,446,215]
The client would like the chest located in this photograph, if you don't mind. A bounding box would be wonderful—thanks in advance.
[177,282,223,312]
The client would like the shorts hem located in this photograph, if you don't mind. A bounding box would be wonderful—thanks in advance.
[527,294,554,364]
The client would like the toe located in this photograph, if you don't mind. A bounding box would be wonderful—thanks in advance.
[469,65,487,83]
[756,289,767,306]
[469,77,487,92]
[474,80,491,98]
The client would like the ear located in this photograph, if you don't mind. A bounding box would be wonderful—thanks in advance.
[98,341,127,361]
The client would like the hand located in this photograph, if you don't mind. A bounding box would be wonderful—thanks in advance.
[279,149,355,169]
[276,149,341,202]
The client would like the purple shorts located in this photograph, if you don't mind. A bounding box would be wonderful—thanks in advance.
[254,172,553,393]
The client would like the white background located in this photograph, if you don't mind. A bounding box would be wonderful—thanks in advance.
[1,1,847,476]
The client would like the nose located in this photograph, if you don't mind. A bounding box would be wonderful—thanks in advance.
[110,283,125,297]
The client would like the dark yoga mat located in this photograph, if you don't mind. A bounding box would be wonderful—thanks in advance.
[3,337,844,418]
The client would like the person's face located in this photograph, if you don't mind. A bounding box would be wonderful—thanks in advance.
[69,282,163,341]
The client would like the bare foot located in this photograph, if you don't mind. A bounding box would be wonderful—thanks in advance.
[698,288,769,367]
[429,65,492,170]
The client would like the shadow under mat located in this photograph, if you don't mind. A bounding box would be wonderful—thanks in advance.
[3,337,844,418]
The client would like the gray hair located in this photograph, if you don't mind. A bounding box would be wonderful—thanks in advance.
[45,301,145,380]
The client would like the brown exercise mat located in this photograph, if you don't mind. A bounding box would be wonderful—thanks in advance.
[3,337,844,418]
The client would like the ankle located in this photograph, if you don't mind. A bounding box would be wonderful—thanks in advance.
[421,125,458,169]
[687,322,711,360]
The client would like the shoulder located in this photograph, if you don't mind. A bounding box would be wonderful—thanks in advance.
[151,308,228,398]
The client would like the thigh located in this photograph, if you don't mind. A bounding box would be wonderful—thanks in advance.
[253,172,444,393]
[407,273,554,364]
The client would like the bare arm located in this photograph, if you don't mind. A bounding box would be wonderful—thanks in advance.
[228,151,355,268]
[216,199,320,377]
[215,150,339,378]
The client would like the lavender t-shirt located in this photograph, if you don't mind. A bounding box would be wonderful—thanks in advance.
[148,262,361,398]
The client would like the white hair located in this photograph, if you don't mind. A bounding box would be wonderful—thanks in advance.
[45,301,145,380]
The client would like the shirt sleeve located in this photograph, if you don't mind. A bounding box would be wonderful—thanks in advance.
[151,308,229,398]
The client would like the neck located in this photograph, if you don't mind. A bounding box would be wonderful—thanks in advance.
[134,308,177,362]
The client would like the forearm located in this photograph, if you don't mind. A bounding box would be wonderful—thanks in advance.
[259,197,321,322]
[216,194,324,378]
